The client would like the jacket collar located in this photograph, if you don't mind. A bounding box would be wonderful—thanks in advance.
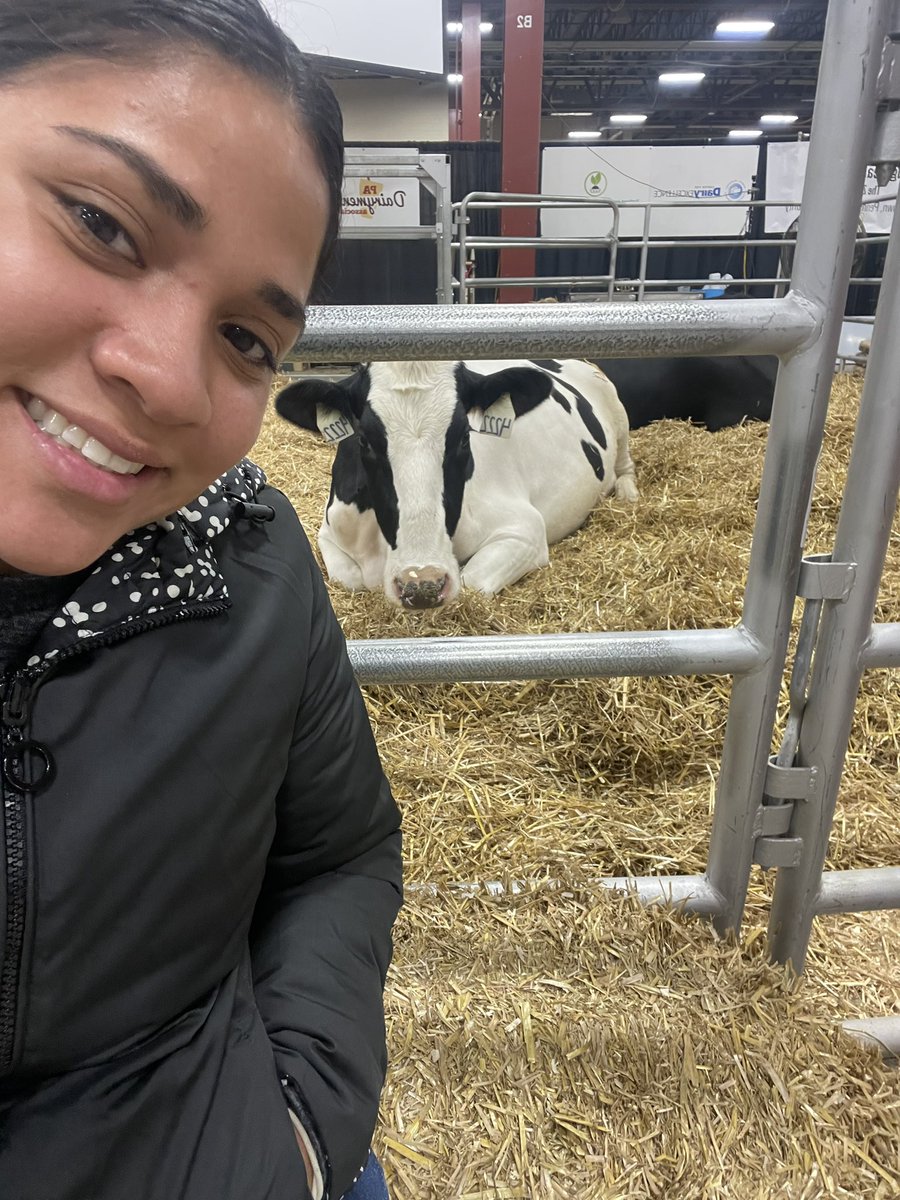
[27,459,267,667]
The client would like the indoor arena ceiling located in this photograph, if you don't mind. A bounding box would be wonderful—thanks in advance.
[443,0,828,141]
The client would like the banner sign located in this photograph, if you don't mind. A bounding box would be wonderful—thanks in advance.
[540,145,759,238]
[764,142,897,233]
[340,150,421,231]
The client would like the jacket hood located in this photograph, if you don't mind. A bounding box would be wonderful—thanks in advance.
[27,459,267,667]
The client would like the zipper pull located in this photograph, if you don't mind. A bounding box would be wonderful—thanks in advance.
[3,674,37,729]
[2,670,56,794]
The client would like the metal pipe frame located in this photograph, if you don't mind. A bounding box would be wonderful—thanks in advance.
[707,0,891,940]
[862,622,900,668]
[338,153,454,304]
[457,192,621,305]
[841,1017,900,1060]
[459,275,614,289]
[452,189,888,304]
[409,873,723,917]
[452,276,883,293]
[767,190,900,971]
[298,295,815,362]
[346,626,763,686]
[815,867,900,915]
[601,875,724,917]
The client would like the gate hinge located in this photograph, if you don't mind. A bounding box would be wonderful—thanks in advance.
[752,759,819,869]
[797,554,856,601]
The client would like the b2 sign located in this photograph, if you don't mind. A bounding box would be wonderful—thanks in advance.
[540,145,759,238]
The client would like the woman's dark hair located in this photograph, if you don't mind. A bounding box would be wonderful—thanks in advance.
[0,0,344,297]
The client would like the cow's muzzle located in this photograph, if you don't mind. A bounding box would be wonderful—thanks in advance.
[394,566,450,609]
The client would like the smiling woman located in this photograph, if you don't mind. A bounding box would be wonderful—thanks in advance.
[0,6,401,1200]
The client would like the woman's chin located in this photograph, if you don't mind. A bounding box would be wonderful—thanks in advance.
[0,538,105,578]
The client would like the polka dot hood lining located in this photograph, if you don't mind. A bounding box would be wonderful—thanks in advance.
[28,459,267,667]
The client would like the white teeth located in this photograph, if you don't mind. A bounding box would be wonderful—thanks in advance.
[61,424,88,450]
[24,396,146,476]
[40,411,68,437]
[81,437,113,468]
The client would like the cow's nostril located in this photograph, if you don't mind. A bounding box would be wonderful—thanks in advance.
[395,573,449,609]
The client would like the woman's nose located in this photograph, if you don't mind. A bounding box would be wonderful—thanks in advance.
[89,296,213,427]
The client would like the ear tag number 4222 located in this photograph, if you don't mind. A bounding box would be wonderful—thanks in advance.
[316,405,355,445]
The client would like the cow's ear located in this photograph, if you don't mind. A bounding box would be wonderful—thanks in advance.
[275,368,369,443]
[457,364,553,417]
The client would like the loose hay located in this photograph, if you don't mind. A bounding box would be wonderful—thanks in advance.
[253,372,900,1198]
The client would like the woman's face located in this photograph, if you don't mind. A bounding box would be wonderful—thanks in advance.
[0,52,330,575]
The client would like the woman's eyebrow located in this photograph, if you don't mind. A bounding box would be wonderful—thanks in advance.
[53,124,207,230]
[257,280,306,329]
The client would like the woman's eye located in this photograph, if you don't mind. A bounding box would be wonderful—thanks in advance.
[57,193,141,264]
[222,324,277,372]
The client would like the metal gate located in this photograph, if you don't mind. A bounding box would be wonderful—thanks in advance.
[294,0,900,1055]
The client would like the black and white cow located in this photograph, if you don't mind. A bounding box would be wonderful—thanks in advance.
[275,359,639,608]
[595,355,778,432]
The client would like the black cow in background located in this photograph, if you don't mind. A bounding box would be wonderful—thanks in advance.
[595,356,778,432]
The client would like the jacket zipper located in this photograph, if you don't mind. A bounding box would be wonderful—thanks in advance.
[0,599,228,1075]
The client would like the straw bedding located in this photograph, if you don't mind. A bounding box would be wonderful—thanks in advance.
[252,371,899,1198]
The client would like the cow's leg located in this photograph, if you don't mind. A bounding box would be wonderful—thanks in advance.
[460,512,549,595]
[318,528,366,590]
[613,438,640,502]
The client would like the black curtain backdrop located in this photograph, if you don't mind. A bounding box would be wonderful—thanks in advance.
[321,141,881,315]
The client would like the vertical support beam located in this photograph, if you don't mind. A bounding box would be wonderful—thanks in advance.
[705,0,891,940]
[460,1,482,141]
[768,194,900,971]
[498,0,545,302]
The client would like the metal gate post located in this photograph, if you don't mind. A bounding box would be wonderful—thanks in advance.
[706,0,892,934]
[767,193,900,971]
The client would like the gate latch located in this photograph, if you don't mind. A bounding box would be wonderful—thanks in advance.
[752,759,819,869]
[797,555,856,602]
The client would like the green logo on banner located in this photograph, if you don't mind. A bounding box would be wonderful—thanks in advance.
[584,170,607,196]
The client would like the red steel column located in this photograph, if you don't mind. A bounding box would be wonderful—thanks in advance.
[499,0,545,302]
[460,1,483,141]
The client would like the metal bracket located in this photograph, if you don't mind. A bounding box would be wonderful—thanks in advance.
[796,554,857,601]
[752,760,819,869]
[763,760,819,801]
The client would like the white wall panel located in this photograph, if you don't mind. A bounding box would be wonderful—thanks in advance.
[261,0,443,75]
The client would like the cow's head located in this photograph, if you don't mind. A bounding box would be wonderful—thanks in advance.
[275,361,553,608]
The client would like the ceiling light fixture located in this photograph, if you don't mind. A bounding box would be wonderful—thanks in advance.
[760,113,799,124]
[479,21,493,33]
[609,113,648,125]
[658,71,706,85]
[716,19,775,36]
[728,128,763,138]
[447,73,463,84]
[555,111,593,117]
[446,21,462,34]
[568,130,602,139]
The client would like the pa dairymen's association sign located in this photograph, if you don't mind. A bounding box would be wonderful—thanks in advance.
[340,176,421,230]
[541,145,760,238]
[765,142,896,234]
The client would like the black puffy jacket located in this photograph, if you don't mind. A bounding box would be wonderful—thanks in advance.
[0,461,403,1200]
